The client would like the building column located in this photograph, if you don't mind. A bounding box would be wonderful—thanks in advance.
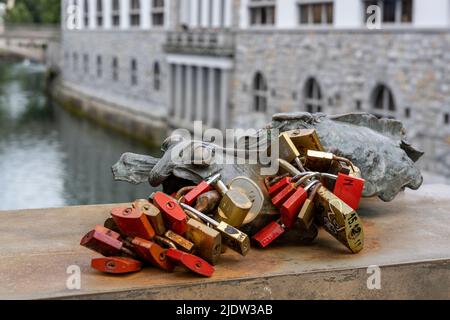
[175,64,183,121]
[201,0,210,27]
[76,0,84,30]
[142,0,151,29]
[185,65,193,123]
[220,69,229,130]
[207,67,216,128]
[89,0,97,29]
[120,0,130,29]
[212,0,221,27]
[196,66,204,122]
[104,0,112,29]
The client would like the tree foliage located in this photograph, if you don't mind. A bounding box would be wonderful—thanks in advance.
[4,0,61,24]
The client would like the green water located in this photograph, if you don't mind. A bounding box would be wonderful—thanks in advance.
[0,59,161,210]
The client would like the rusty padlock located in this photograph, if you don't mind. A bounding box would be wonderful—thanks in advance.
[181,173,221,206]
[166,248,215,277]
[164,230,195,253]
[80,229,134,257]
[151,192,188,235]
[252,220,286,248]
[129,236,174,271]
[180,203,250,256]
[280,180,321,229]
[111,206,155,240]
[91,257,142,274]
[185,218,222,265]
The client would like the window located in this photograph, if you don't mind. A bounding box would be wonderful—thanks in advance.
[252,72,268,112]
[112,57,119,81]
[96,0,103,27]
[371,84,396,118]
[153,62,161,90]
[83,0,89,27]
[112,0,120,26]
[444,113,449,125]
[249,0,276,26]
[96,55,102,78]
[130,0,141,27]
[73,52,79,71]
[131,59,138,85]
[363,0,413,24]
[83,54,89,74]
[151,0,165,26]
[304,78,323,113]
[299,1,333,25]
[405,107,410,118]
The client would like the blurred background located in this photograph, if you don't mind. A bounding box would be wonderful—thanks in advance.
[0,0,449,211]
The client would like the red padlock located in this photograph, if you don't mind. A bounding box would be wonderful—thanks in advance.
[166,248,215,277]
[333,173,365,210]
[130,237,174,272]
[151,192,187,235]
[252,221,286,248]
[80,229,132,257]
[182,173,221,206]
[268,177,292,198]
[91,257,142,274]
[280,180,320,229]
[94,225,121,239]
[111,206,155,240]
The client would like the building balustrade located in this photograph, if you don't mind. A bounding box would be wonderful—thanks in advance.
[164,30,235,56]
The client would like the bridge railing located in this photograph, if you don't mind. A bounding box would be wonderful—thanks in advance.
[2,23,60,38]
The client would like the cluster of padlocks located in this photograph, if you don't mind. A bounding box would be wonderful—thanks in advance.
[80,129,365,277]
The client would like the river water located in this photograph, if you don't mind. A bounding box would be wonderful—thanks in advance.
[0,60,161,211]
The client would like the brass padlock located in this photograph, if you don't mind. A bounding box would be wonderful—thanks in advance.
[285,129,324,156]
[315,186,364,254]
[297,182,321,230]
[228,176,264,225]
[214,179,252,228]
[185,218,222,265]
[278,132,301,163]
[305,150,334,172]
[134,200,166,236]
[164,230,195,253]
[181,203,250,256]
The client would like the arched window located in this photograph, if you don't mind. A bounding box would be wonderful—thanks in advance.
[253,72,268,112]
[372,84,396,118]
[153,62,161,91]
[304,78,323,113]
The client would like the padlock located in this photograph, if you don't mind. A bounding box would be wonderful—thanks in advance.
[181,203,250,256]
[214,179,252,227]
[164,230,195,253]
[151,192,188,235]
[305,150,334,171]
[270,173,311,209]
[297,182,322,230]
[166,248,215,277]
[91,257,142,274]
[228,176,264,225]
[333,173,365,210]
[129,236,175,271]
[315,187,364,254]
[154,235,178,249]
[185,218,222,265]
[277,159,364,254]
[103,218,121,234]
[111,206,155,240]
[285,129,325,156]
[268,176,292,198]
[195,190,221,214]
[181,173,221,205]
[80,229,134,257]
[95,224,121,239]
[137,200,166,235]
[278,132,306,171]
[280,180,320,229]
[252,221,285,248]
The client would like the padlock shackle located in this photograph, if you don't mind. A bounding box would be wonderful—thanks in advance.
[279,159,301,176]
[308,182,322,200]
[214,180,228,195]
[294,173,319,187]
[206,173,221,184]
[180,203,218,227]
[333,156,357,172]
[304,180,320,192]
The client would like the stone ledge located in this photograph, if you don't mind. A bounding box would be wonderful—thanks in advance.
[0,185,449,300]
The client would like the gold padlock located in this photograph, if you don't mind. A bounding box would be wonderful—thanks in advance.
[133,199,166,235]
[214,180,252,227]
[315,186,364,254]
[278,132,301,163]
[297,182,321,230]
[185,218,222,265]
[164,230,195,253]
[181,203,250,256]
[285,129,324,156]
[305,150,334,172]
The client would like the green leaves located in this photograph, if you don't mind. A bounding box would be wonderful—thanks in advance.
[4,0,61,24]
